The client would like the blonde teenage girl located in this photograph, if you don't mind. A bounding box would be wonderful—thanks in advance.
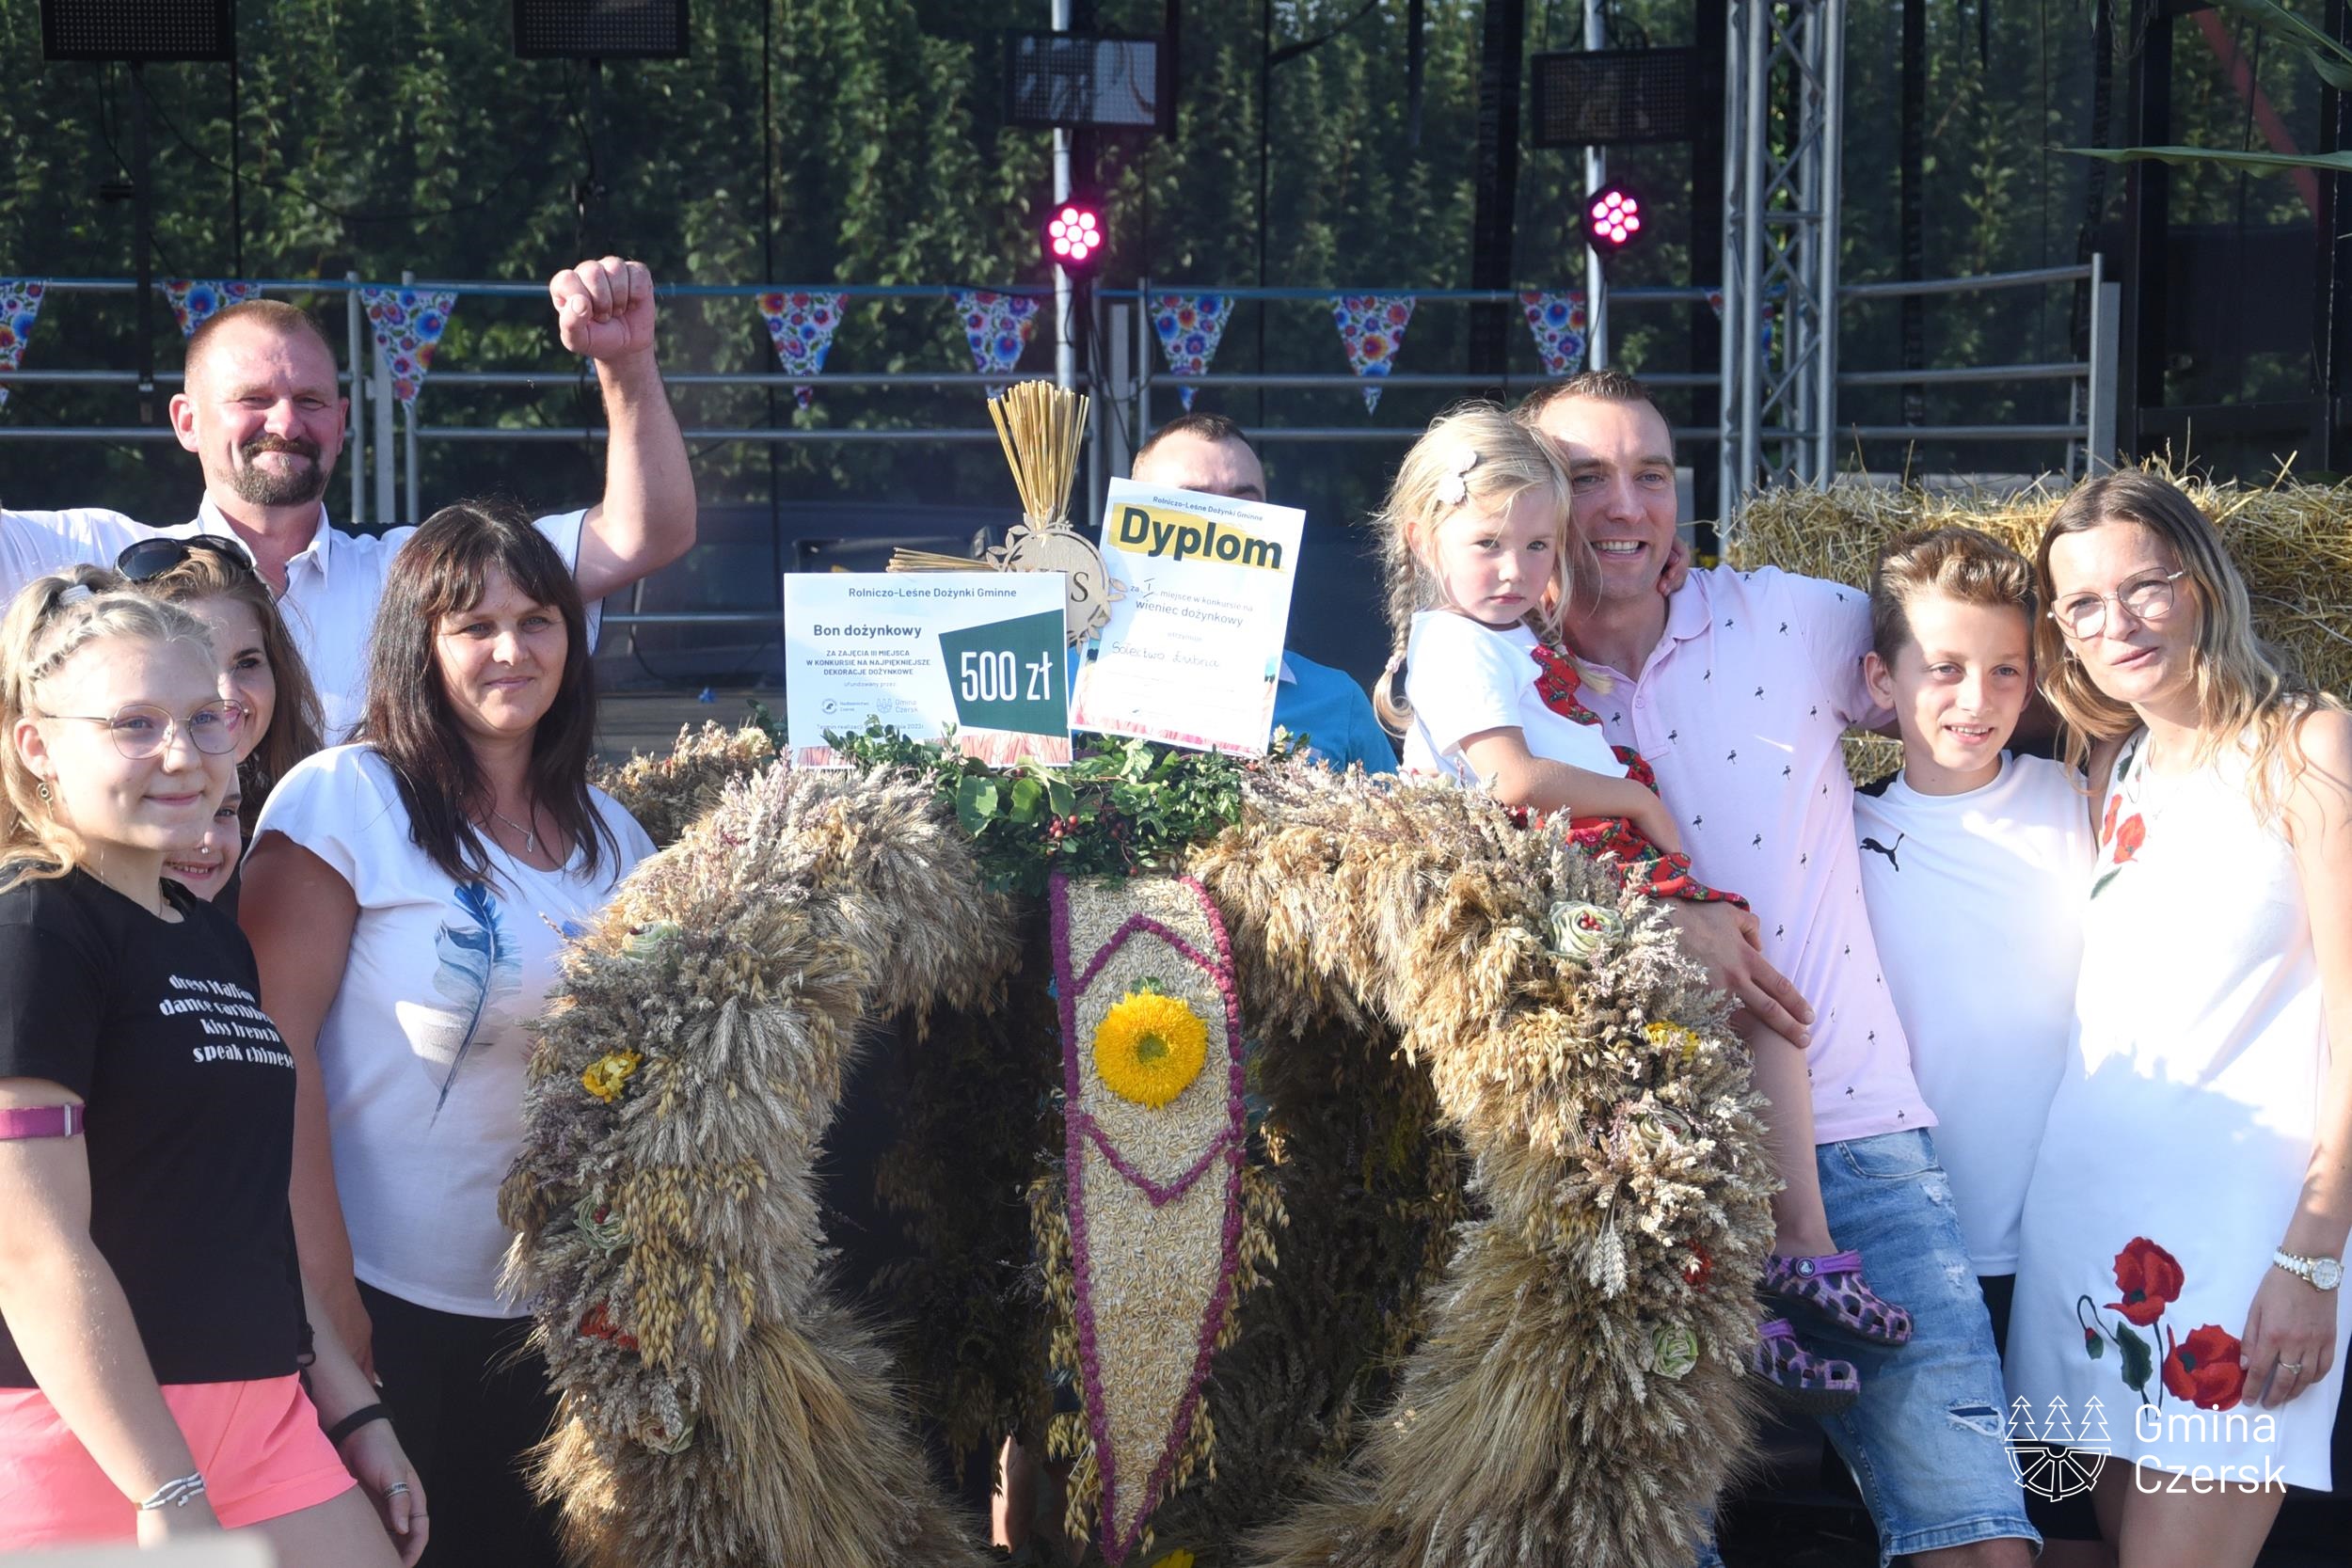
[0,568,422,1563]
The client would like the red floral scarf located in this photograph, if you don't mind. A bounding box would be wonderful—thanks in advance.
[1528,644,1744,908]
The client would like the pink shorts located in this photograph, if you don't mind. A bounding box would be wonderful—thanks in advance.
[0,1373,356,1548]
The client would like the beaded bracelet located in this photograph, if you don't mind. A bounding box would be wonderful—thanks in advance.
[136,1472,206,1511]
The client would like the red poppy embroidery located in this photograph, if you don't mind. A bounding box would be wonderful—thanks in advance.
[2100,789,2121,846]
[2162,1323,2247,1411]
[2090,811,2146,899]
[2106,1237,2184,1326]
[2076,1234,2217,1408]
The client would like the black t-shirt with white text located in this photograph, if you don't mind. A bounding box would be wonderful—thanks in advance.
[0,867,304,1386]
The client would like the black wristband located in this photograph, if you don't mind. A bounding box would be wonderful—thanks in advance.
[325,1402,391,1447]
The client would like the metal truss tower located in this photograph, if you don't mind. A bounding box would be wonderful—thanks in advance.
[1718,0,1847,508]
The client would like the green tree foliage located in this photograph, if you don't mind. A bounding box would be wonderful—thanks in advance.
[0,0,2326,525]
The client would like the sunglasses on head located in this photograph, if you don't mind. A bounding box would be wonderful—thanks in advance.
[115,535,260,586]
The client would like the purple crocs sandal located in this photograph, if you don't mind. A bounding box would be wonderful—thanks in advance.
[1763,1249,1914,1346]
[1751,1317,1861,1415]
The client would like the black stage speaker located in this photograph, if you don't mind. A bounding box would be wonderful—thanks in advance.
[1531,47,1698,148]
[513,0,689,60]
[40,0,235,62]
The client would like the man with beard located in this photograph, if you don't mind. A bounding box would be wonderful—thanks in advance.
[1,255,694,736]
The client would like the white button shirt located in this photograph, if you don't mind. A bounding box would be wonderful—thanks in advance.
[1,501,596,738]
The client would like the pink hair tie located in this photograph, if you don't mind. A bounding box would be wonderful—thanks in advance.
[1383,653,1406,675]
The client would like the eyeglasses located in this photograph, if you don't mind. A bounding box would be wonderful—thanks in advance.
[33,701,246,759]
[115,535,259,586]
[2049,571,2188,640]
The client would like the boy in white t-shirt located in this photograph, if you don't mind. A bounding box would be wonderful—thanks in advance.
[1852,526,2101,1554]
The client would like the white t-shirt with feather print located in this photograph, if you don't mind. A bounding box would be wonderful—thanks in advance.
[254,743,655,1317]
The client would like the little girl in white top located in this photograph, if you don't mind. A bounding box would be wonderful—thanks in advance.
[1373,405,1911,1409]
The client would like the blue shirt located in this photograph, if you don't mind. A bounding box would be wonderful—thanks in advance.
[1274,651,1396,774]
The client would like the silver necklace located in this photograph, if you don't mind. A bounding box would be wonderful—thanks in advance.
[489,806,539,855]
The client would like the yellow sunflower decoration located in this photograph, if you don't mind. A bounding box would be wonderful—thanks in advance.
[1092,988,1210,1109]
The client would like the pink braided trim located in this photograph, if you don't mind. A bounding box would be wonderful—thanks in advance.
[1051,875,1248,1567]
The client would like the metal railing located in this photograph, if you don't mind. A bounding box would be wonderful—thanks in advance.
[1824,257,2119,482]
[1123,269,2117,473]
[0,276,1072,529]
[0,265,2122,537]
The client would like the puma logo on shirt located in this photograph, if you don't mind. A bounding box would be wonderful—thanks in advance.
[1861,832,1905,871]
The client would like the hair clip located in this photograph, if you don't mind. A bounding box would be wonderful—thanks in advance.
[1435,447,1483,507]
[55,584,93,607]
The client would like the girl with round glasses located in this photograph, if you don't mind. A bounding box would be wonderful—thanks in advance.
[116,535,326,844]
[2007,472,2352,1565]
[0,566,424,1564]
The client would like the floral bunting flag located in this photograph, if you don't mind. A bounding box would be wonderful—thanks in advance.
[1518,290,1589,377]
[954,289,1041,392]
[1330,293,1415,411]
[755,290,848,408]
[1148,293,1234,410]
[0,279,45,411]
[358,287,458,409]
[159,279,265,338]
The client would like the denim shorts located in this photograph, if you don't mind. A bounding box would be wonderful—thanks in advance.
[1693,1129,2039,1567]
[1808,1128,2040,1564]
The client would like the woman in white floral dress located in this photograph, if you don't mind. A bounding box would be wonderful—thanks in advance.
[2008,473,2352,1568]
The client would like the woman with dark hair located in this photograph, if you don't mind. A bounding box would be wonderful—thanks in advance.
[240,502,656,1568]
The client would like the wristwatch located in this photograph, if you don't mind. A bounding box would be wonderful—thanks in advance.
[2272,1249,2345,1291]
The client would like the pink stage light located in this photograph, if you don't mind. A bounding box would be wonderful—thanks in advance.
[1583,186,1647,254]
[1045,203,1104,273]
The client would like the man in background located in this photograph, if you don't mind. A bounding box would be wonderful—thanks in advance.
[1125,412,1394,773]
[2,255,696,736]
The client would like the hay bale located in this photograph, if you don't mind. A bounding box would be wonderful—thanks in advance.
[1724,463,2352,698]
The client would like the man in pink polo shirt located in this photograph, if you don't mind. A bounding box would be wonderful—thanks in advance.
[1522,372,2033,1568]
